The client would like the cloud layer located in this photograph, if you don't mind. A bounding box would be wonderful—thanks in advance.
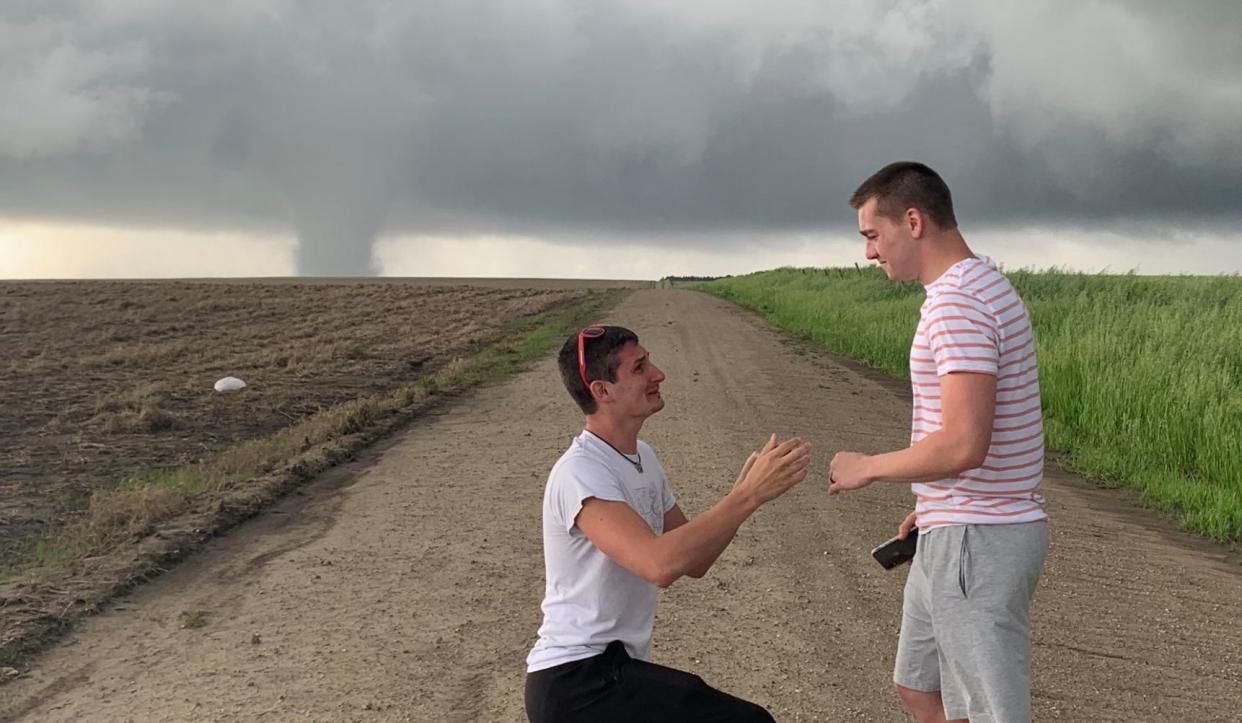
[3,1,1239,273]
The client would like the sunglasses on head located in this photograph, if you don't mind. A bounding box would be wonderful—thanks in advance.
[577,324,606,388]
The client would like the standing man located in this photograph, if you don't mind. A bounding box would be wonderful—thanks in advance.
[525,324,811,723]
[828,162,1048,723]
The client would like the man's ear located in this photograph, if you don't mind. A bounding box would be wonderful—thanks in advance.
[906,207,926,239]
[588,379,609,402]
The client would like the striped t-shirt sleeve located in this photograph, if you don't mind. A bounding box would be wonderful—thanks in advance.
[923,292,999,376]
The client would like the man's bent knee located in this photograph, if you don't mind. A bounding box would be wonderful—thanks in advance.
[737,701,776,723]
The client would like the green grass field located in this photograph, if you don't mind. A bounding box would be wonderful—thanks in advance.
[698,267,1242,543]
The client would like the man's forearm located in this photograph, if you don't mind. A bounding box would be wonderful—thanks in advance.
[651,490,759,586]
[866,429,985,484]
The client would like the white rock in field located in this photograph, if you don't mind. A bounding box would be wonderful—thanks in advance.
[213,376,247,392]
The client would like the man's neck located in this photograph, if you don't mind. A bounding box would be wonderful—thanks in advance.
[583,415,642,454]
[918,230,974,285]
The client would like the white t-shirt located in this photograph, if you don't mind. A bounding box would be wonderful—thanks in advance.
[525,430,677,672]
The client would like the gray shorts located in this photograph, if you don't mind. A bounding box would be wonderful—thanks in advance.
[893,522,1048,723]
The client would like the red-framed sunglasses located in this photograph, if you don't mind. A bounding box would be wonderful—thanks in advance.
[577,324,606,388]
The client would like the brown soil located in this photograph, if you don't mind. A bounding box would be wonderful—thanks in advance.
[2,288,1239,722]
[0,280,594,565]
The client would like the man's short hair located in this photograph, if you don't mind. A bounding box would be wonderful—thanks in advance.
[849,161,958,231]
[558,325,639,414]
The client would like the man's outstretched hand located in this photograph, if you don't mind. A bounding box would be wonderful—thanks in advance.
[734,433,812,505]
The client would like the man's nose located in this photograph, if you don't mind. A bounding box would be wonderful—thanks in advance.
[865,241,879,260]
[652,365,666,383]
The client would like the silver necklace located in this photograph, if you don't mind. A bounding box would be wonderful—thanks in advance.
[591,432,643,473]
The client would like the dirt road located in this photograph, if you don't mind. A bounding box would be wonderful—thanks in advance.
[3,289,1239,722]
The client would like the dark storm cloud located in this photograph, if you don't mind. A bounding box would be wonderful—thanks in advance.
[1,1,1239,273]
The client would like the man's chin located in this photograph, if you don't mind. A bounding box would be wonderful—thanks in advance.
[882,265,916,282]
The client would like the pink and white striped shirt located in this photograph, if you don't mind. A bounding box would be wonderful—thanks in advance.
[910,256,1047,530]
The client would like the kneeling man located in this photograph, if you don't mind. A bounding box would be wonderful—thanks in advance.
[525,324,810,722]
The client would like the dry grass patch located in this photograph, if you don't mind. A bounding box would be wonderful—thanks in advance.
[90,383,183,434]
[90,340,195,368]
[179,610,209,629]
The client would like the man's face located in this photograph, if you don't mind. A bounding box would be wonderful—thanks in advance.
[858,197,918,282]
[604,341,666,419]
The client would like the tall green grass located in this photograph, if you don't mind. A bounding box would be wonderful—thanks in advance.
[699,267,1242,543]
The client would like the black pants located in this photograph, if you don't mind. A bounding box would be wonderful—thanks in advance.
[525,641,776,723]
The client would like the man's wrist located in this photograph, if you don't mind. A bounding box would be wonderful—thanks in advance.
[724,485,762,516]
[861,454,883,484]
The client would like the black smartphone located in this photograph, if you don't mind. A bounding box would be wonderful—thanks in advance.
[871,528,918,569]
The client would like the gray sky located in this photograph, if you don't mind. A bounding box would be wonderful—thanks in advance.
[2,1,1240,278]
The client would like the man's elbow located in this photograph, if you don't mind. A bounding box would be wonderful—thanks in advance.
[642,561,682,589]
[651,571,680,589]
[954,439,991,473]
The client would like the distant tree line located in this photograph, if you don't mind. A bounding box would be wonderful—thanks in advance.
[658,274,733,288]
